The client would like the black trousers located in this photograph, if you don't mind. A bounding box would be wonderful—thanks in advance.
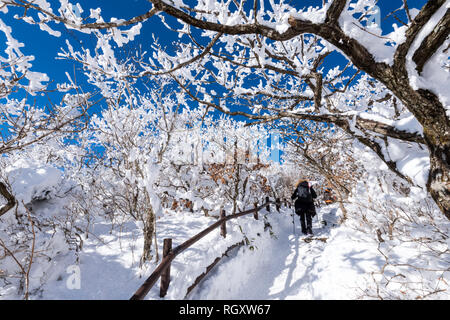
[296,207,313,233]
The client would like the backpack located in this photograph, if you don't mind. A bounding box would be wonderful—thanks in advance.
[296,183,313,203]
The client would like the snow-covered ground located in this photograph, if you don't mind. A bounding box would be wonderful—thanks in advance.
[0,203,387,300]
[35,208,268,300]
[1,190,449,300]
[189,205,382,300]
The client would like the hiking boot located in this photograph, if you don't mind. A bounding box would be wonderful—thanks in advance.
[307,228,313,235]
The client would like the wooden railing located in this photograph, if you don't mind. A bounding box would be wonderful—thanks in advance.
[130,199,283,300]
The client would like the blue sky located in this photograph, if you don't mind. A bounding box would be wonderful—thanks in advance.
[0,0,428,164]
[1,0,427,88]
[0,0,427,132]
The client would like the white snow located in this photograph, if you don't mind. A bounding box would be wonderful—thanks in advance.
[190,206,378,300]
[405,2,450,116]
[4,159,63,204]
[1,0,449,303]
[1,172,448,300]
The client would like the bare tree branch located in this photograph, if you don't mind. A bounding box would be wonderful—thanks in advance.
[394,0,446,69]
[412,8,450,74]
[325,0,347,24]
[5,0,158,30]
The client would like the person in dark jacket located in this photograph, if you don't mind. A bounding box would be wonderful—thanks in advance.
[291,180,317,235]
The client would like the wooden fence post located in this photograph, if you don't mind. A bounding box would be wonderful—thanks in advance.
[160,238,172,297]
[131,201,275,300]
[253,202,259,220]
[220,209,227,238]
[265,197,270,212]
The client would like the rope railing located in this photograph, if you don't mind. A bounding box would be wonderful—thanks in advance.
[130,199,277,300]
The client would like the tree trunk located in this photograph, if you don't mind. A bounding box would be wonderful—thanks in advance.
[152,0,450,218]
[141,206,155,265]
[428,147,450,219]
[382,71,450,219]
[315,19,450,218]
[0,182,16,217]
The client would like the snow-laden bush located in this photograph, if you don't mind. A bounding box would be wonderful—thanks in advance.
[0,159,84,299]
[343,145,450,300]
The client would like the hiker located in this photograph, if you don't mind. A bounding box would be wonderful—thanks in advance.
[291,180,317,235]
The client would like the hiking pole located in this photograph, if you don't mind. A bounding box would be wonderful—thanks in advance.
[292,211,296,235]
[314,200,320,227]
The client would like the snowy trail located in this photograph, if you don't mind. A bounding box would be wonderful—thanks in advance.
[4,202,381,300]
[189,205,378,300]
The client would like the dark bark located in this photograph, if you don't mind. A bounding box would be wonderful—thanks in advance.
[159,238,172,297]
[287,3,449,218]
[394,0,447,67]
[288,2,450,218]
[378,72,450,218]
[324,0,347,24]
[427,141,450,220]
[283,112,425,144]
[0,182,16,217]
[141,206,155,264]
[412,8,450,74]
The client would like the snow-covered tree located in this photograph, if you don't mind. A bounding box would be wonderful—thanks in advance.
[0,0,449,301]
[127,0,448,217]
[2,0,446,217]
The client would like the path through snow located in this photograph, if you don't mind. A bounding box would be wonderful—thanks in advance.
[2,203,383,300]
[189,205,381,300]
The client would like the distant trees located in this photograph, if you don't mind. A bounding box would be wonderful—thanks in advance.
[0,1,448,300]
[279,120,363,221]
[1,0,447,217]
[0,10,94,219]
[139,0,449,218]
